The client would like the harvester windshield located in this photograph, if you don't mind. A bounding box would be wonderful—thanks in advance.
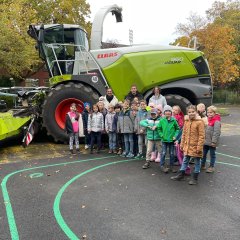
[28,24,93,77]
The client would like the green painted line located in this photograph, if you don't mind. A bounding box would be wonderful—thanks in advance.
[1,156,116,240]
[29,173,44,178]
[217,161,240,168]
[53,159,139,240]
[216,152,240,160]
[1,152,240,240]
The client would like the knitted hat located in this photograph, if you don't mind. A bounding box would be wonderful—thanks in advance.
[148,102,155,108]
[163,105,173,113]
[150,108,158,114]
[84,102,91,108]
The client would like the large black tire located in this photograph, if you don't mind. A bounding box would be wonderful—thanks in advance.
[165,94,192,114]
[42,82,99,142]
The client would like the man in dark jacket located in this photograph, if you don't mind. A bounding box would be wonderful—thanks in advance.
[125,84,143,103]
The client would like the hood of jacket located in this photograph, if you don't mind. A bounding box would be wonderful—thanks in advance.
[208,114,221,127]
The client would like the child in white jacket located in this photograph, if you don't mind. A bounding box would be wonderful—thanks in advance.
[88,104,104,154]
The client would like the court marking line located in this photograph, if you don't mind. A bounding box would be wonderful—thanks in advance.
[53,158,240,239]
[1,156,116,240]
[1,152,239,239]
[53,158,139,240]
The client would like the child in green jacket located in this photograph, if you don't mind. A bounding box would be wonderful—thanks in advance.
[158,105,180,173]
[140,108,161,169]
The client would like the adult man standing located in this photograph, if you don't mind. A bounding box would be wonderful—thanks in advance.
[100,88,118,110]
[125,84,143,103]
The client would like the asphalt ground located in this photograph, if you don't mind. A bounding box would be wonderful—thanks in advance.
[0,106,240,240]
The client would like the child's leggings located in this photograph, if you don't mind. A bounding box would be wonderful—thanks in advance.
[69,132,79,150]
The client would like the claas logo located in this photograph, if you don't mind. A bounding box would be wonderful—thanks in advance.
[97,52,118,58]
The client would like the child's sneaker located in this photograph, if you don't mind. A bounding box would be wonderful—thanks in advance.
[117,148,123,155]
[84,144,89,150]
[142,162,150,169]
[206,166,215,173]
[135,153,143,159]
[160,166,169,173]
[108,150,113,154]
[120,152,127,157]
[126,152,134,158]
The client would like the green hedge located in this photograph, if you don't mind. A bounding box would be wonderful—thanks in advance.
[213,89,240,104]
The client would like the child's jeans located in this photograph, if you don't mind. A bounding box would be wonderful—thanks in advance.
[84,130,91,146]
[160,142,175,166]
[90,131,101,151]
[201,145,216,167]
[180,155,201,173]
[117,133,124,150]
[108,132,117,150]
[123,133,134,154]
[146,140,161,162]
[133,133,138,155]
[138,134,147,154]
[69,132,79,150]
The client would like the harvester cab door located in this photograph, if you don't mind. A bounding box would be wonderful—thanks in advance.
[38,24,66,77]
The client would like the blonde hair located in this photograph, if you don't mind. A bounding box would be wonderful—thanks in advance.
[207,105,217,113]
[197,103,205,110]
[173,105,182,113]
[186,105,196,112]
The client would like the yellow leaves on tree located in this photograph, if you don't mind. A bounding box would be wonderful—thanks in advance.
[194,24,239,85]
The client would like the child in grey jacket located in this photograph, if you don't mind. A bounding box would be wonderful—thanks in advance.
[105,104,117,153]
[201,105,221,173]
[88,104,104,153]
[117,100,135,158]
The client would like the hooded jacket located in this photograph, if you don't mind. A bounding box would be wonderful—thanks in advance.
[134,108,148,134]
[117,108,135,133]
[87,112,104,132]
[65,112,79,134]
[205,114,221,146]
[140,116,161,140]
[180,118,205,157]
[157,117,180,142]
[149,94,167,108]
[173,112,184,129]
[105,111,116,132]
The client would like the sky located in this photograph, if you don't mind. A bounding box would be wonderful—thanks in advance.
[87,0,226,45]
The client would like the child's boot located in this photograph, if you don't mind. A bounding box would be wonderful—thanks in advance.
[206,166,215,173]
[189,173,199,185]
[150,152,156,161]
[169,165,178,173]
[171,170,185,181]
[155,152,160,162]
[142,161,150,169]
[201,163,206,170]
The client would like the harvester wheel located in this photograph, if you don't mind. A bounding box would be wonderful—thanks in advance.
[165,94,191,113]
[42,82,99,142]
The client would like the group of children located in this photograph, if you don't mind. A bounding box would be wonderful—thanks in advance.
[65,98,221,185]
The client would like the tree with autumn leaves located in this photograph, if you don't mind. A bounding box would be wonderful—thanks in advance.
[0,0,91,82]
[173,0,240,88]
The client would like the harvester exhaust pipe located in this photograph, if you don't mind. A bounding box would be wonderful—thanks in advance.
[91,4,123,50]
